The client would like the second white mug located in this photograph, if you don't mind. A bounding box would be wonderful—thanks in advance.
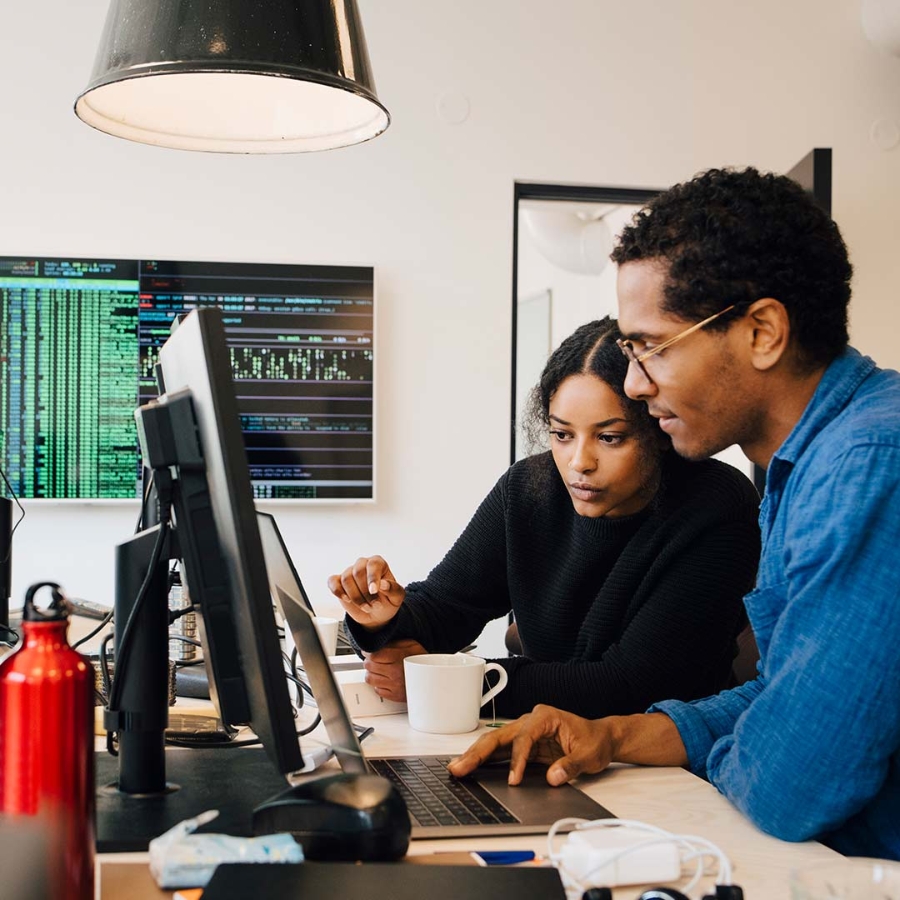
[311,616,340,657]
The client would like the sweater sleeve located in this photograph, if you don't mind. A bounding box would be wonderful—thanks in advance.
[488,507,760,718]
[346,472,514,654]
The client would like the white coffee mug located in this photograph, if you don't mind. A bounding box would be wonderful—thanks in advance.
[312,616,340,657]
[403,653,509,734]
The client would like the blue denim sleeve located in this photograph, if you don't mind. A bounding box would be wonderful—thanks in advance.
[649,678,765,778]
[698,443,900,842]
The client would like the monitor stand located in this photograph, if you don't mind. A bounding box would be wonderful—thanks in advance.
[95,747,288,852]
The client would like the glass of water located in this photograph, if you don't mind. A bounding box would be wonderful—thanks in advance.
[791,858,900,899]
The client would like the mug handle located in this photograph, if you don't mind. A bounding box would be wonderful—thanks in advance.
[480,663,509,707]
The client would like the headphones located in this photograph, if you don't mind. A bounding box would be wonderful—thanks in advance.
[583,891,688,900]
[583,887,744,900]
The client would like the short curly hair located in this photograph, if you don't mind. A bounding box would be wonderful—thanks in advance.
[523,317,665,453]
[610,167,853,368]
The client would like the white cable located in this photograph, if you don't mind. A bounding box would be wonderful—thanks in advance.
[546,816,733,900]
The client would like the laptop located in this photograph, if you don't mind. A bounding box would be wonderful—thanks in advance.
[262,516,615,839]
[257,511,357,664]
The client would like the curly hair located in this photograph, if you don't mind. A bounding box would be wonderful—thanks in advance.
[610,167,852,368]
[523,317,665,453]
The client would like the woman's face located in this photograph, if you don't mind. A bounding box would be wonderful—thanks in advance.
[548,373,661,518]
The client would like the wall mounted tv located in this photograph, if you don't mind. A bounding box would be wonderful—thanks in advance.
[0,256,374,501]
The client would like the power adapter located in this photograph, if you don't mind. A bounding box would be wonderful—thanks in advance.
[559,825,682,887]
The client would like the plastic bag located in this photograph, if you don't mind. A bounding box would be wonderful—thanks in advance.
[148,809,304,889]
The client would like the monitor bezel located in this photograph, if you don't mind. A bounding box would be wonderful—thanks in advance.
[158,307,303,775]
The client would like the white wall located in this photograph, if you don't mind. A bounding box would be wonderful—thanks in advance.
[3,0,900,658]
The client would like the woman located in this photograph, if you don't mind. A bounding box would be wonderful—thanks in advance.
[327,318,760,719]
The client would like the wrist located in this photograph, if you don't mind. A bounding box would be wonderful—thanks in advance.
[606,712,687,767]
[357,607,400,633]
[604,715,631,762]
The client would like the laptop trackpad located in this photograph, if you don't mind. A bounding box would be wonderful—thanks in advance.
[474,764,615,823]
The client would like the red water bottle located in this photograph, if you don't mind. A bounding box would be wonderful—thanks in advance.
[0,581,95,899]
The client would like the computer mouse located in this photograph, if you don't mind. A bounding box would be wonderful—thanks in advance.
[252,772,410,861]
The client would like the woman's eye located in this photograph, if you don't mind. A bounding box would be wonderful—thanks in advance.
[598,433,626,445]
[549,429,572,442]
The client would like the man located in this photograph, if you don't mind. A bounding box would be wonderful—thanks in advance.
[449,167,900,861]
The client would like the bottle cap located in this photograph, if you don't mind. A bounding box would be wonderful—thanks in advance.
[22,581,71,622]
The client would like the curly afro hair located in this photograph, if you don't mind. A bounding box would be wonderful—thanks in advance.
[611,167,852,369]
[522,316,666,455]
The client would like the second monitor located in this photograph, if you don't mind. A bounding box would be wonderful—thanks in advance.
[97,306,307,850]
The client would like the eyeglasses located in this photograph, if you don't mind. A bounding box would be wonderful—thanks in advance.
[616,304,736,381]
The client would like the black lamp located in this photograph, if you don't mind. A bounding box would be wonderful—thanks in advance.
[74,0,390,153]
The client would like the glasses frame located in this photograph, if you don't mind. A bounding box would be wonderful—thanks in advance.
[616,304,737,381]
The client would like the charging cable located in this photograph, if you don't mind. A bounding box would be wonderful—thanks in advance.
[547,817,735,900]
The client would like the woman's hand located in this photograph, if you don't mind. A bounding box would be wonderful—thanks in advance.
[327,555,405,629]
[447,704,616,786]
[362,638,427,701]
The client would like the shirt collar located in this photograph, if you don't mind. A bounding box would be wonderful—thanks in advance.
[772,347,877,467]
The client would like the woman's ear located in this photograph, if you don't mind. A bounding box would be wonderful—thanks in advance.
[743,298,790,371]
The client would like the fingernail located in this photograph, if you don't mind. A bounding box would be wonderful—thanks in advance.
[360,603,373,614]
[379,578,390,591]
[368,582,378,594]
[370,599,383,612]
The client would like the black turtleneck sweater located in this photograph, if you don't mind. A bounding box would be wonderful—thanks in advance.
[347,451,760,719]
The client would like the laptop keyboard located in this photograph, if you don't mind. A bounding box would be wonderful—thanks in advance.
[369,756,520,828]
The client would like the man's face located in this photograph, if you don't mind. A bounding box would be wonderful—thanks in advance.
[616,259,761,461]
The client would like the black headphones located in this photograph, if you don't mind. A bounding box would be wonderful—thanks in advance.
[583,886,743,900]
[638,891,690,900]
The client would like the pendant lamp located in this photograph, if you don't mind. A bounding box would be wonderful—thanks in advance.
[74,0,390,153]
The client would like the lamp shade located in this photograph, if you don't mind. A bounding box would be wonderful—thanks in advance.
[74,0,390,153]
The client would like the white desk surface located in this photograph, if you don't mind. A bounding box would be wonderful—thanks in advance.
[97,711,840,899]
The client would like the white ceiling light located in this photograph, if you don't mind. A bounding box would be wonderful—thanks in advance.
[862,0,900,55]
[521,204,618,276]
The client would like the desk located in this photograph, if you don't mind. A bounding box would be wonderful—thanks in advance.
[97,712,840,899]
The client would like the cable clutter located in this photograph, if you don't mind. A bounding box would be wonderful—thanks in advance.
[547,817,743,900]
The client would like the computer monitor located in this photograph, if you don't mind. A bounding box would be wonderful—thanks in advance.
[96,307,304,851]
[0,254,375,500]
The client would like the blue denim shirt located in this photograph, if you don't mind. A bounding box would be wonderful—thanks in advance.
[652,348,900,859]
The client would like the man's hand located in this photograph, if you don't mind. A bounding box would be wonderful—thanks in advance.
[363,639,427,701]
[327,555,405,629]
[448,708,687,786]
[447,704,616,786]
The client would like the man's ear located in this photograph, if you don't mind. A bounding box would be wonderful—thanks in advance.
[743,298,789,371]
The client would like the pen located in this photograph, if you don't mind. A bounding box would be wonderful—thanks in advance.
[471,850,537,866]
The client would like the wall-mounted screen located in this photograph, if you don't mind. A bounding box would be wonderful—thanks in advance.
[0,256,374,500]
